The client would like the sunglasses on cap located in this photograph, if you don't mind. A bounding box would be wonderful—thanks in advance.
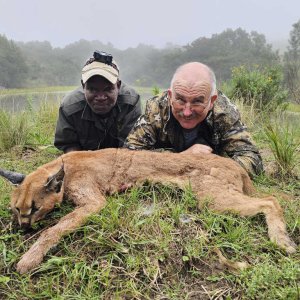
[93,51,119,71]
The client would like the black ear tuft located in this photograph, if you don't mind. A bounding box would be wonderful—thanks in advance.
[45,165,65,192]
[54,181,63,193]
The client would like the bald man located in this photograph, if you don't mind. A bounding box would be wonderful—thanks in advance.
[124,62,263,177]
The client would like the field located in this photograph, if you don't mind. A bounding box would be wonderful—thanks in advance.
[0,87,299,299]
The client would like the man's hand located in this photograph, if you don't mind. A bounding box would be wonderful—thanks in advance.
[181,144,213,154]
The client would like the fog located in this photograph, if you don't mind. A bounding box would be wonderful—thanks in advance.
[0,0,299,49]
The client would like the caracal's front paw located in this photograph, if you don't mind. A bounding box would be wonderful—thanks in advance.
[16,251,44,274]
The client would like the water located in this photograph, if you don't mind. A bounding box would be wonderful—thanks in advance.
[0,90,153,113]
[0,91,68,112]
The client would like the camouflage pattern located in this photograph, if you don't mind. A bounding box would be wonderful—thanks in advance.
[124,91,263,177]
[54,82,141,152]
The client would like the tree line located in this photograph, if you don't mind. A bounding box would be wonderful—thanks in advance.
[1,24,300,103]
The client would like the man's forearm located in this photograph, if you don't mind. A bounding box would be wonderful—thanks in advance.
[232,153,264,177]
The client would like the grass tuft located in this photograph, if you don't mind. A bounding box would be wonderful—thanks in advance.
[264,122,300,179]
[0,109,31,152]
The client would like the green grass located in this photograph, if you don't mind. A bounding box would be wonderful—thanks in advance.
[263,121,300,178]
[0,93,299,299]
[0,101,59,152]
[0,174,299,299]
[286,102,300,113]
[29,101,60,146]
[0,109,31,152]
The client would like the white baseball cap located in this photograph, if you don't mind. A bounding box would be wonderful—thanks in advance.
[81,60,119,84]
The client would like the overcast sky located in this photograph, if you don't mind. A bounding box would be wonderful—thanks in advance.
[0,0,299,49]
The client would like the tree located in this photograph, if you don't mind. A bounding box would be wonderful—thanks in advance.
[0,34,28,88]
[4,28,282,89]
[182,28,280,81]
[17,39,116,87]
[283,19,300,103]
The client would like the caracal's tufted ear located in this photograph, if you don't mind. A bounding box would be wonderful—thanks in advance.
[44,165,65,193]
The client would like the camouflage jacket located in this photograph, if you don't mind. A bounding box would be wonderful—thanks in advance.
[124,91,263,176]
[54,82,141,152]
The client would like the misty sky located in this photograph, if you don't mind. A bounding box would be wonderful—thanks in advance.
[0,0,299,49]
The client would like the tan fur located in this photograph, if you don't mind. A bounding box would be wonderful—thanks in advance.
[8,148,296,273]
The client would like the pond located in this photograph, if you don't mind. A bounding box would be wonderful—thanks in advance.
[0,89,154,112]
[0,91,67,112]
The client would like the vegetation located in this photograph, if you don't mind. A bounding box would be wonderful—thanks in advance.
[151,86,160,96]
[0,97,60,152]
[226,65,288,111]
[284,19,300,104]
[0,20,299,297]
[287,102,300,112]
[0,35,27,89]
[0,84,299,299]
[0,109,30,152]
[4,20,300,98]
[264,121,300,178]
[0,27,281,89]
[182,28,279,80]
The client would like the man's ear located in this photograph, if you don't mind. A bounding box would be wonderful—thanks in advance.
[209,93,218,109]
[167,89,172,104]
[117,79,121,89]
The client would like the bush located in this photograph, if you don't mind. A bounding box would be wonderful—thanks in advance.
[29,101,59,146]
[227,65,288,111]
[0,109,31,152]
[264,121,300,178]
[152,86,160,96]
[0,100,59,152]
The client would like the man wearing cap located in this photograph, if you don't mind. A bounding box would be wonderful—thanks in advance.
[54,51,142,153]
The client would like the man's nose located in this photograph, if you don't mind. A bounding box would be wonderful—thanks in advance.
[94,93,107,100]
[182,104,193,117]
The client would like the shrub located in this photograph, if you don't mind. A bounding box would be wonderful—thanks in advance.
[29,101,59,146]
[0,100,59,152]
[227,65,288,111]
[152,86,160,96]
[0,109,31,152]
[264,121,300,178]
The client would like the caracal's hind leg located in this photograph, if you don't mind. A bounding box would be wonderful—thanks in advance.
[197,189,297,254]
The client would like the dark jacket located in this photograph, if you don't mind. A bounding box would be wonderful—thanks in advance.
[54,83,141,152]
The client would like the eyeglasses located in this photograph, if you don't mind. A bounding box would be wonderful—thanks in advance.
[172,97,211,111]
